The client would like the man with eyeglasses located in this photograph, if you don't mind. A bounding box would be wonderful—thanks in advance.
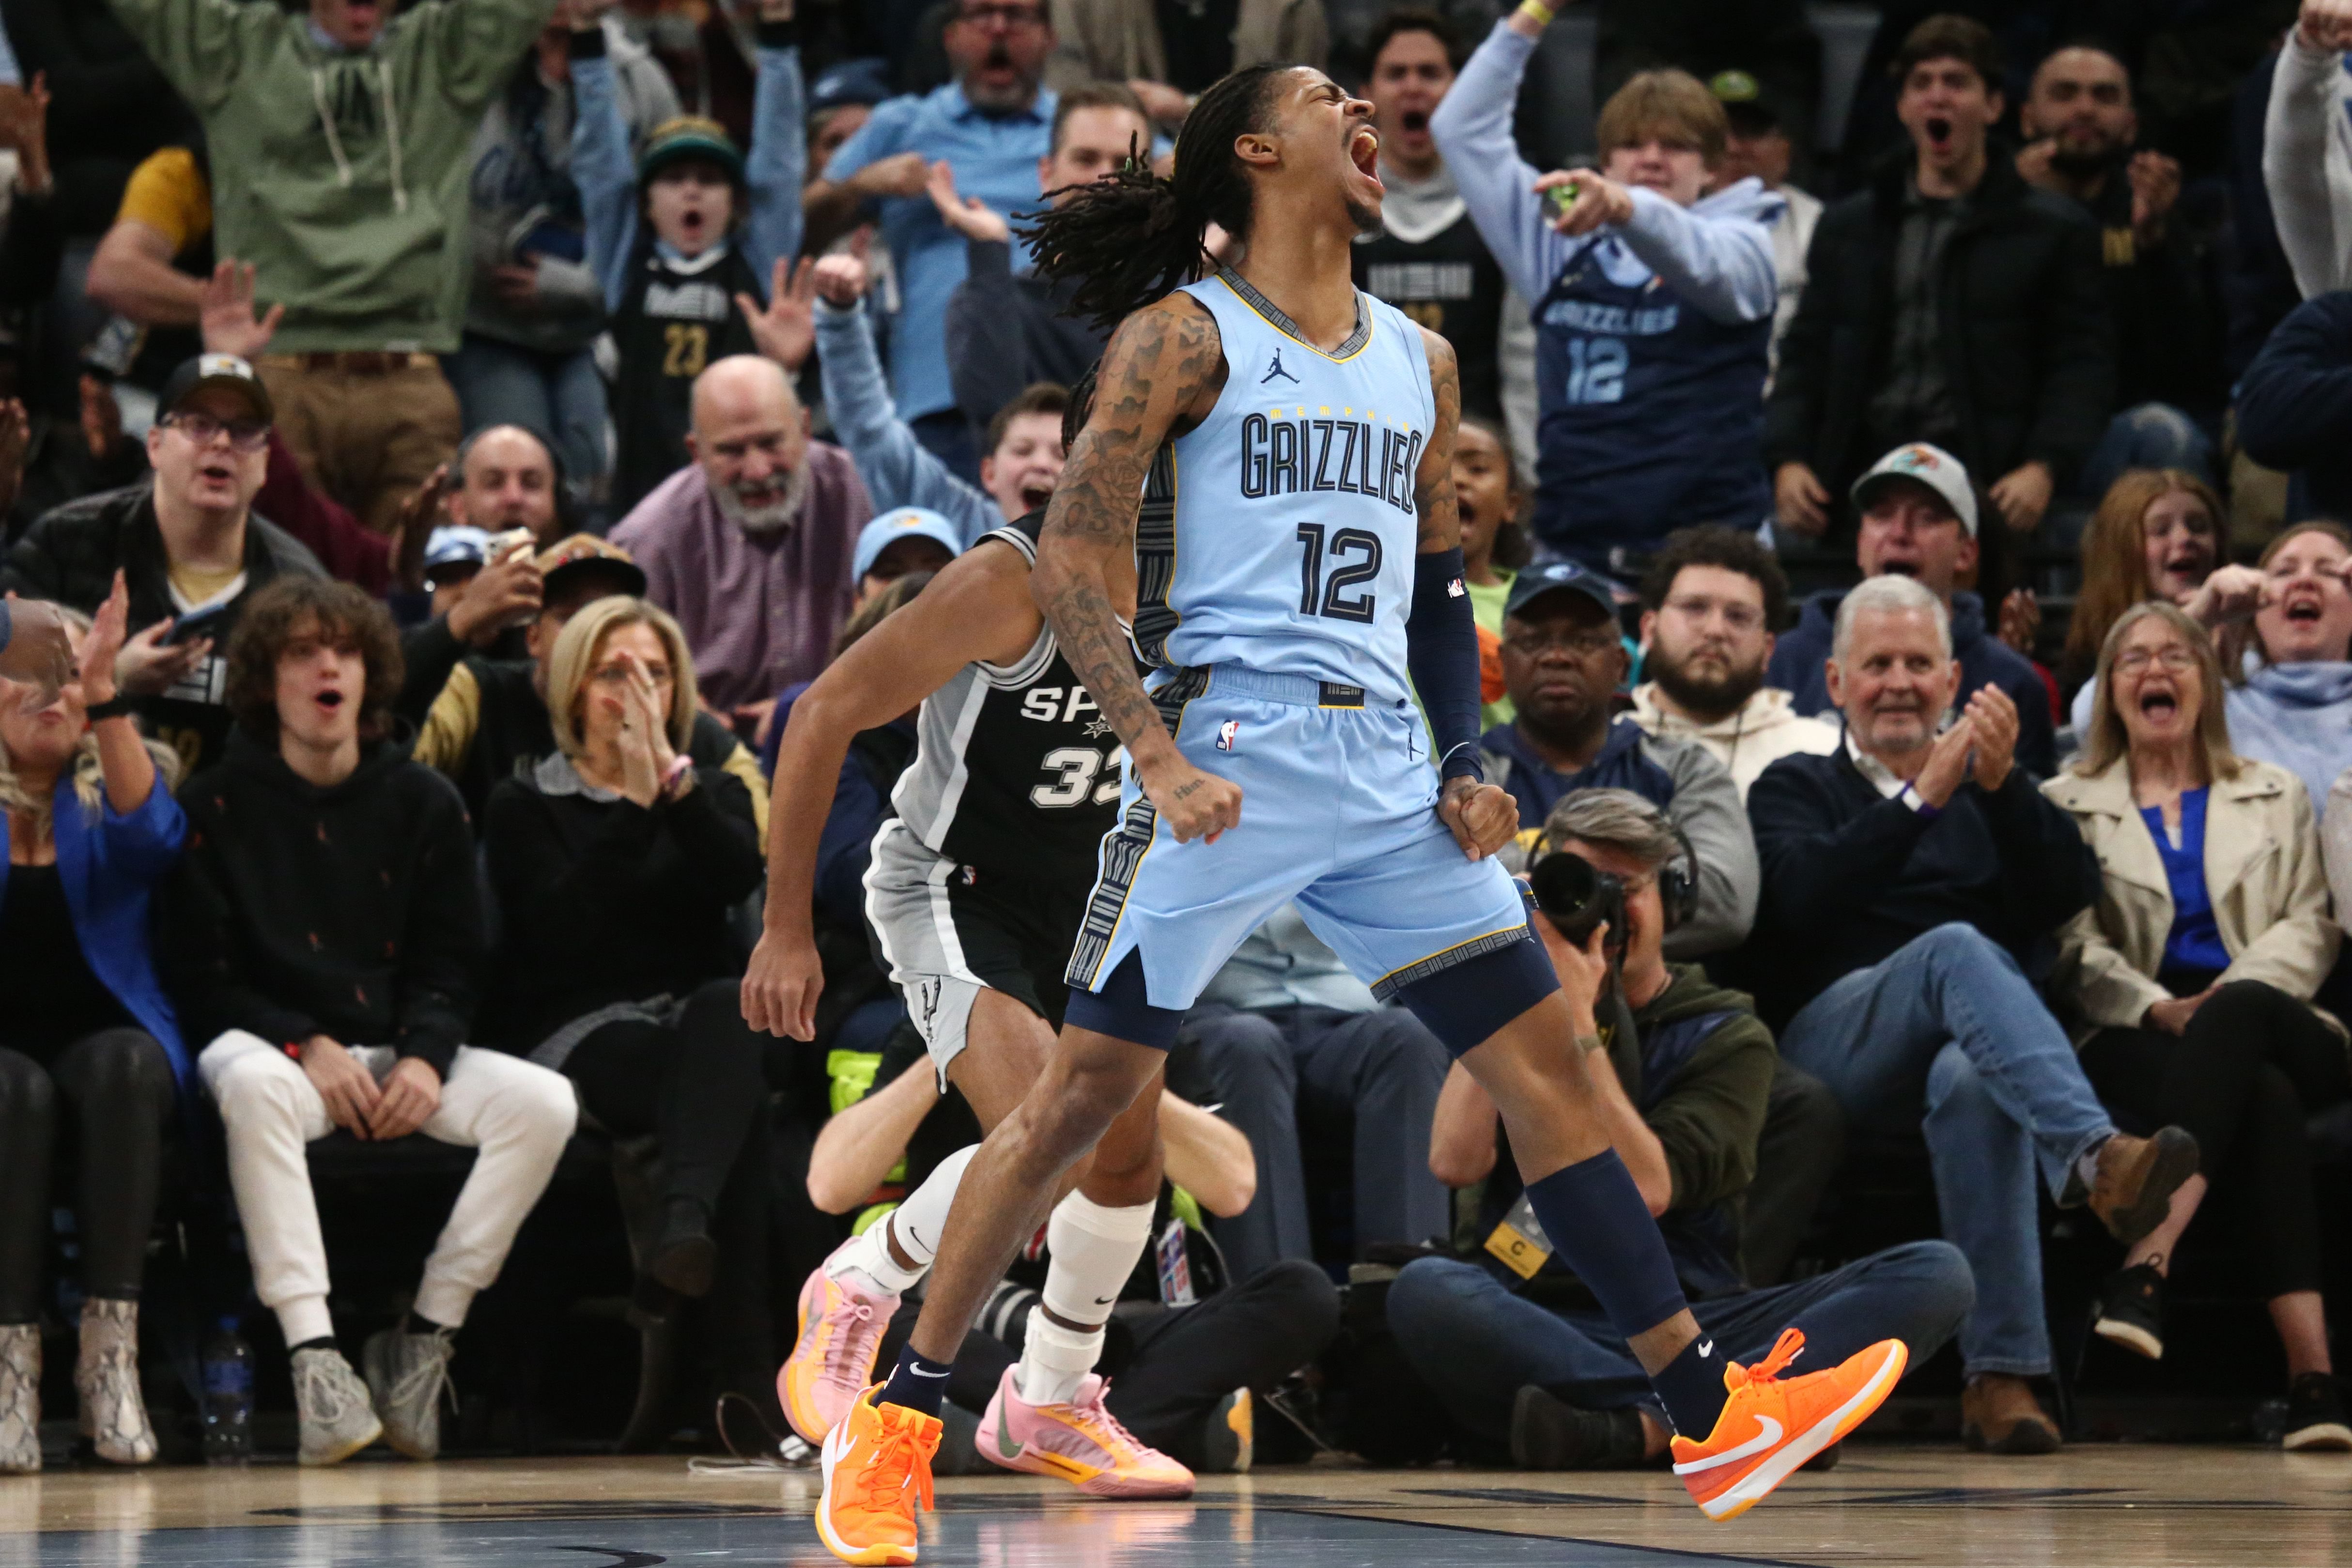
[1629,525,1836,800]
[610,355,871,743]
[1475,559,1759,959]
[1765,441,2057,780]
[801,0,1060,480]
[0,354,325,775]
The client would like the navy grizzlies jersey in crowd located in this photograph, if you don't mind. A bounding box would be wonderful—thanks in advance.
[1532,251,1771,571]
[1141,268,1435,707]
[611,245,763,508]
[889,513,1126,890]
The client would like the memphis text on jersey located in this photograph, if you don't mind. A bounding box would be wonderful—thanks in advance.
[1238,410,1424,517]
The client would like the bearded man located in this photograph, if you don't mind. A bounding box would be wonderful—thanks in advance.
[1630,526,1838,800]
[1474,559,1758,959]
[611,355,873,740]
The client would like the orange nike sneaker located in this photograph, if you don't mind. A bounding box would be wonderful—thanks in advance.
[1670,1329,1907,1522]
[815,1388,940,1566]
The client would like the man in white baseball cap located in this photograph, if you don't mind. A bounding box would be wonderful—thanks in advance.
[1765,441,2057,777]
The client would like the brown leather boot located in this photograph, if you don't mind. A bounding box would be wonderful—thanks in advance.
[2085,1128,2199,1245]
[1961,1374,2061,1455]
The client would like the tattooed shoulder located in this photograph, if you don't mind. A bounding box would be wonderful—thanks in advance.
[1095,293,1226,438]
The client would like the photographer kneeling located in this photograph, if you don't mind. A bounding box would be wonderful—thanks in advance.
[1386,790,1971,1469]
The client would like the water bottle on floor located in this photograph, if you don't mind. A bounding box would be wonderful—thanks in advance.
[201,1319,253,1464]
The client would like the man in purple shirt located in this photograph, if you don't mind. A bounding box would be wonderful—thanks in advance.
[611,356,872,741]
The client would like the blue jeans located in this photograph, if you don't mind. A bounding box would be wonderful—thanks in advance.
[1183,1004,1452,1280]
[1777,923,2114,1377]
[439,334,611,505]
[1386,1241,1972,1442]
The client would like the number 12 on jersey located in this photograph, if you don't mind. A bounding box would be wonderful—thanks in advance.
[1296,523,1383,624]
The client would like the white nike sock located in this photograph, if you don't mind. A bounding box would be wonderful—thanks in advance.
[1020,1192,1156,1406]
[830,1145,977,1295]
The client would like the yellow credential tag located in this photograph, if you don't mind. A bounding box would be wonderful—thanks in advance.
[1483,1192,1554,1280]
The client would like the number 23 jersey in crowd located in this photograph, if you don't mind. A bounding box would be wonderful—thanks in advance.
[1142,267,1436,707]
[886,511,1126,892]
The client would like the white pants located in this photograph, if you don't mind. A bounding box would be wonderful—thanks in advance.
[199,1032,579,1345]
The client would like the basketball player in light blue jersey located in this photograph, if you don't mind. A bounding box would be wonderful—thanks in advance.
[810,64,1911,1563]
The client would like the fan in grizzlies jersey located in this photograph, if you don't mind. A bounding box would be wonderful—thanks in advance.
[743,446,1194,1498]
[806,64,1912,1566]
[573,3,806,511]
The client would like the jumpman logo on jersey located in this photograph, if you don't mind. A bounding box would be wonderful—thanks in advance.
[1260,347,1300,386]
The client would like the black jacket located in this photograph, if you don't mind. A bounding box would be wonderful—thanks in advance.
[166,730,484,1076]
[479,757,764,1050]
[2236,291,2352,526]
[1743,744,2097,1028]
[0,484,325,776]
[2074,155,2216,416]
[1764,148,2114,502]
[0,0,197,234]
[944,238,1109,436]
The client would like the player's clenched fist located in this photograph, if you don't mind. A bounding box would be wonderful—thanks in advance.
[742,929,825,1040]
[1439,776,1516,861]
[1141,753,1243,844]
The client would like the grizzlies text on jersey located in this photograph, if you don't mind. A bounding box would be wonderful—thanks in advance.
[1134,267,1436,708]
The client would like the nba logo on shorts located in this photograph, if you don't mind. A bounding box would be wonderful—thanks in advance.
[1215,719,1239,752]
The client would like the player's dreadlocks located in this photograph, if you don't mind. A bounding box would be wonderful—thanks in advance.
[1021,63,1293,336]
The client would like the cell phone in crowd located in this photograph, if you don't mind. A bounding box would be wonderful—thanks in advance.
[166,601,233,646]
[1544,180,1580,220]
[485,528,536,565]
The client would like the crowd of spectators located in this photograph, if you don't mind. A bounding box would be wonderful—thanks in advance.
[5,0,2352,1482]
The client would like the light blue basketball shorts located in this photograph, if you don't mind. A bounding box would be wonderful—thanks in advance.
[1064,662,1536,1016]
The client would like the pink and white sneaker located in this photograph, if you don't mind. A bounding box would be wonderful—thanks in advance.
[975,1366,1195,1498]
[779,1239,901,1445]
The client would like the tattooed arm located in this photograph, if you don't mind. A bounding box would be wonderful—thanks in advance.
[1414,327,1465,557]
[1032,293,1241,844]
[1414,326,1518,859]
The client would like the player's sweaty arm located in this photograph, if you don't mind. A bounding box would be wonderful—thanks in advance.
[1033,294,1243,846]
[1410,326,1519,860]
[742,543,1046,1040]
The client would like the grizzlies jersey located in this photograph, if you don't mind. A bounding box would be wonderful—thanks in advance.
[1531,249,1771,571]
[1141,269,1435,707]
[889,514,1126,889]
[611,244,763,510]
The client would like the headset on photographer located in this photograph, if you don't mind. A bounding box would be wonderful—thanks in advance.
[1536,815,1699,934]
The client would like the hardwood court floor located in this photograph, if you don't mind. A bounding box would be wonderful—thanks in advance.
[1,1444,2345,1567]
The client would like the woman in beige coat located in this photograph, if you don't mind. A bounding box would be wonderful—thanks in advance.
[2044,602,2351,1451]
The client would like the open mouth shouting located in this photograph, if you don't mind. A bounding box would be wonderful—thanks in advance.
[1923,116,1953,153]
[1019,481,1055,512]
[1349,125,1383,192]
[2136,686,2179,722]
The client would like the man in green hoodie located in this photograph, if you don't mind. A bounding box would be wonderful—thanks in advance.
[108,0,556,536]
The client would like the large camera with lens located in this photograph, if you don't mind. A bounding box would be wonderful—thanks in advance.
[1529,848,1627,963]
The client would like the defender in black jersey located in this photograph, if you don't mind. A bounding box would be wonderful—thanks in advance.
[746,505,1193,1495]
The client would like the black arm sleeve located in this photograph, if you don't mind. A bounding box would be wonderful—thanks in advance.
[1407,546,1483,782]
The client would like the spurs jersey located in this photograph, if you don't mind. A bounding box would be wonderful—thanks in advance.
[888,512,1126,889]
[1138,268,1435,706]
